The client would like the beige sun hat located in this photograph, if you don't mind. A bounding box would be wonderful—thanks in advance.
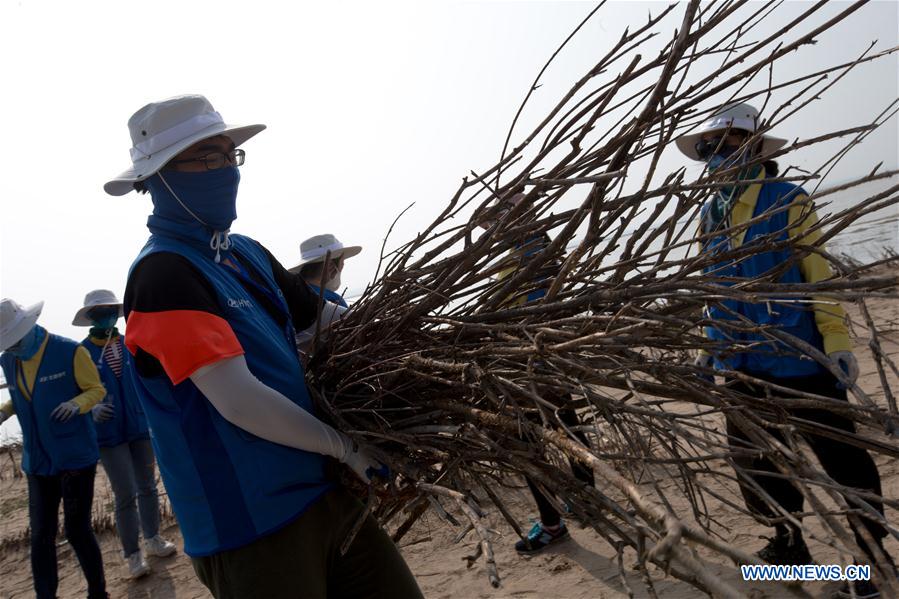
[0,298,44,352]
[288,234,362,274]
[675,102,788,161]
[72,289,124,327]
[104,94,266,196]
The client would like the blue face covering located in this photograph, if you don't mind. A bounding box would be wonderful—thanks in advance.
[6,325,46,360]
[146,167,240,231]
[707,153,730,172]
[706,145,746,173]
[89,307,120,330]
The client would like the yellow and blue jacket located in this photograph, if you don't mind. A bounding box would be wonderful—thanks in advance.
[699,176,850,376]
[0,329,104,475]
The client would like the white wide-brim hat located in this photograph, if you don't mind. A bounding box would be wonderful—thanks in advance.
[676,102,788,161]
[288,234,362,274]
[72,289,124,327]
[0,298,44,352]
[104,94,266,196]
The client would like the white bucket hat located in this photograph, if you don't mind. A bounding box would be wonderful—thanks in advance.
[0,298,44,352]
[288,234,362,274]
[104,94,266,196]
[675,102,788,161]
[72,289,124,327]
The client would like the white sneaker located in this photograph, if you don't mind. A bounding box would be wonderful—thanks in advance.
[126,550,151,579]
[144,535,177,557]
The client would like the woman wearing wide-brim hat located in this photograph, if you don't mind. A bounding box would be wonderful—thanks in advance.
[0,298,108,599]
[105,94,421,598]
[74,289,177,579]
[679,103,892,595]
[288,234,360,358]
[288,233,362,309]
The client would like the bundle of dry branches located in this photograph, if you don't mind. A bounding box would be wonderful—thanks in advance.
[306,2,899,596]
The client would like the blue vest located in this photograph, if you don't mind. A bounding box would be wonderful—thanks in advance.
[308,284,348,308]
[702,181,824,378]
[0,334,99,476]
[127,233,331,556]
[81,337,149,448]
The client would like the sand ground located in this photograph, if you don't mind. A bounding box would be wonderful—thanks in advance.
[0,293,896,599]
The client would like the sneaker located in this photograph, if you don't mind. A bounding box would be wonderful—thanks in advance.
[833,579,880,598]
[515,521,570,554]
[756,534,813,566]
[144,535,177,557]
[125,550,151,579]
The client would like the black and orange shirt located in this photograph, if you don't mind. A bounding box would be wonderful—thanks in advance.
[123,246,320,384]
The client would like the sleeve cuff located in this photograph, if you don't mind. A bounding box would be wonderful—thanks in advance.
[823,332,852,355]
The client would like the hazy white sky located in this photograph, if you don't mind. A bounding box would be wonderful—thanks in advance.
[1,1,897,410]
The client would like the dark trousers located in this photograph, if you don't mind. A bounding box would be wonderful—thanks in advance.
[726,372,887,558]
[28,464,107,599]
[192,487,422,599]
[525,406,597,527]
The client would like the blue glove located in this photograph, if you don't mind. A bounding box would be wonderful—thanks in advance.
[365,463,391,482]
[342,443,390,484]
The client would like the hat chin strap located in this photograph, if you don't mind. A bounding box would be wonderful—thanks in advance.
[157,171,231,263]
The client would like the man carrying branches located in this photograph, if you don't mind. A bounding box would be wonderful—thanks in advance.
[105,94,421,599]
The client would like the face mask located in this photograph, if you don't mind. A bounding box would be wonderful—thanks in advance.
[325,271,342,292]
[6,325,44,360]
[706,145,748,173]
[89,307,120,330]
[707,153,729,172]
[147,167,240,231]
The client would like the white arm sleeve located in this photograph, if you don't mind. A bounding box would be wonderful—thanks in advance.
[190,355,351,460]
[295,301,348,354]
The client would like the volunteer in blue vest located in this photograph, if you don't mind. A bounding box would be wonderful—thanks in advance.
[289,234,359,359]
[679,104,890,592]
[478,194,597,555]
[103,94,422,599]
[74,289,177,579]
[289,233,360,309]
[0,298,108,599]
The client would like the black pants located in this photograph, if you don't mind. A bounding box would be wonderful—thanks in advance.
[27,464,106,599]
[726,372,886,558]
[525,405,597,527]
[192,487,422,599]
